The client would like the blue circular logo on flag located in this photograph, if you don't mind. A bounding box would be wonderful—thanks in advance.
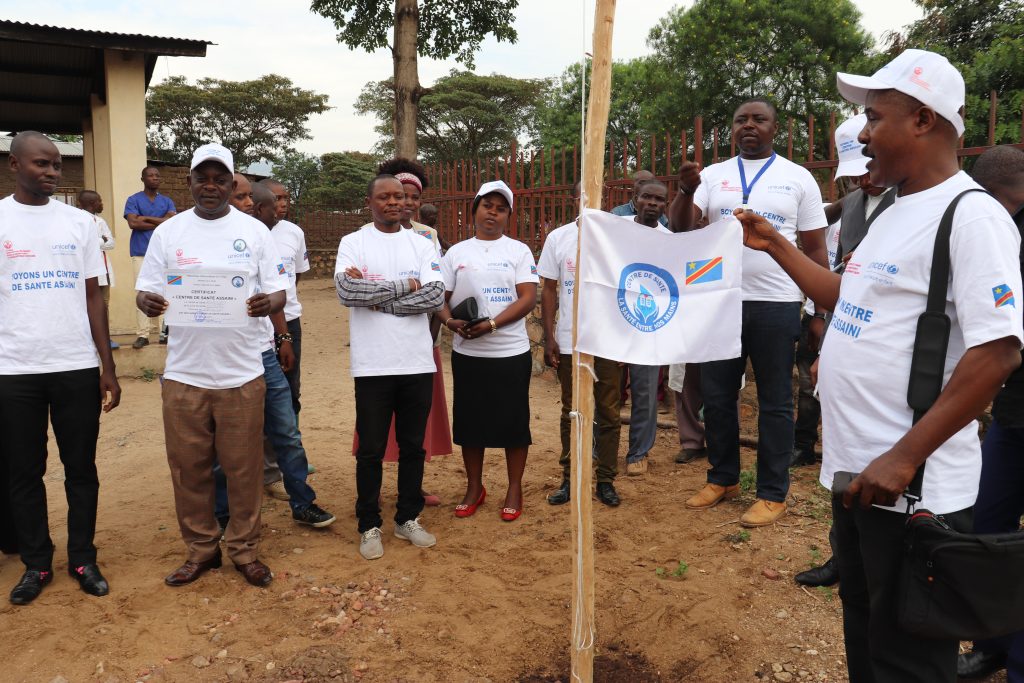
[616,263,679,332]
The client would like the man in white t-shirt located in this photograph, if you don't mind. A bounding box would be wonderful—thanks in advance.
[78,190,119,350]
[737,50,1024,682]
[336,174,445,561]
[539,182,623,507]
[136,143,289,589]
[671,98,829,527]
[259,178,310,419]
[0,131,121,605]
[625,180,673,477]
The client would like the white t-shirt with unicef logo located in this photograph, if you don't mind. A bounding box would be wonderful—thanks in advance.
[0,197,106,374]
[694,154,827,302]
[442,235,539,358]
[536,222,578,352]
[270,219,310,322]
[135,207,289,390]
[336,223,442,377]
[818,171,1024,514]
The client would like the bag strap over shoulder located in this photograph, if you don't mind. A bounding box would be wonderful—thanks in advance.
[904,188,986,505]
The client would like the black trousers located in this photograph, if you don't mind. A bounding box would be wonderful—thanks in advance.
[833,498,972,683]
[284,317,302,418]
[353,373,432,533]
[0,368,102,570]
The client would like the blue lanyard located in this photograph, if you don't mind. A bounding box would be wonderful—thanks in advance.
[737,152,776,207]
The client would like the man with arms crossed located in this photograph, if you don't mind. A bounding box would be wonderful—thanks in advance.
[136,144,289,588]
[125,165,176,348]
[0,131,121,604]
[336,175,444,560]
[737,51,1023,682]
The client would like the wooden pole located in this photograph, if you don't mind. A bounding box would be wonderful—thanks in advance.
[572,2,615,681]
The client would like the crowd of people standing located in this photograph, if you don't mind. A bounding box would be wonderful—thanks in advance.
[1,46,1024,683]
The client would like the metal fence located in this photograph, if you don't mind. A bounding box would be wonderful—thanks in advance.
[417,91,1024,253]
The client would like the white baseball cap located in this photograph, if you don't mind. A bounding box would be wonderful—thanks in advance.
[834,114,870,180]
[836,49,965,137]
[190,143,234,172]
[475,180,514,210]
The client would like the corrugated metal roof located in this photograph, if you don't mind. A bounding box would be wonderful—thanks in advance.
[0,20,209,134]
[0,21,210,55]
[0,135,83,157]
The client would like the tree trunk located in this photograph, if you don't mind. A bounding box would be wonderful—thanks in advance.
[393,0,420,158]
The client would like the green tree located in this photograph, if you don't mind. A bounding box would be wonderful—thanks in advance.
[145,75,330,168]
[534,58,660,168]
[885,0,1024,146]
[356,69,545,162]
[645,0,872,156]
[303,151,380,208]
[272,151,322,202]
[311,0,519,158]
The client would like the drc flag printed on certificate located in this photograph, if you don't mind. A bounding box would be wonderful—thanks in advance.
[164,269,250,328]
[575,209,742,365]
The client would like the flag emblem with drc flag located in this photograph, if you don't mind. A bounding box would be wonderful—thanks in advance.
[993,284,1015,308]
[686,257,723,285]
[575,209,743,365]
[166,274,182,286]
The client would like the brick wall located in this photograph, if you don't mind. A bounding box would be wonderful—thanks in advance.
[0,155,84,203]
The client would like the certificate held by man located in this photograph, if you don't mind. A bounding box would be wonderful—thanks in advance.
[164,269,250,327]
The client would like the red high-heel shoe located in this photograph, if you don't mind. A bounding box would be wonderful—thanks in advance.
[454,487,486,518]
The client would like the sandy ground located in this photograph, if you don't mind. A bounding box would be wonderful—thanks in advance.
[0,280,1003,683]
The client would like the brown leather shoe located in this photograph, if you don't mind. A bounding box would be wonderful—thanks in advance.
[740,499,787,527]
[164,551,222,586]
[235,560,273,587]
[685,483,740,510]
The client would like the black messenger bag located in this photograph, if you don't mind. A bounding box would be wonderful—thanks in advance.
[897,188,1024,640]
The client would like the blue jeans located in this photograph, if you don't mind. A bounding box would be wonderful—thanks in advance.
[972,419,1024,682]
[626,364,659,463]
[700,300,800,502]
[216,350,316,516]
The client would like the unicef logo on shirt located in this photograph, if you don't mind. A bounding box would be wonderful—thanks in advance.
[616,263,679,333]
[233,239,247,253]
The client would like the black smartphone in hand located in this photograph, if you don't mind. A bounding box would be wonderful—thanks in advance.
[832,471,859,497]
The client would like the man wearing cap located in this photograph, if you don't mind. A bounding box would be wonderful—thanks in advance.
[670,98,829,528]
[136,143,290,588]
[125,166,176,349]
[735,50,1024,682]
[794,114,895,589]
[793,113,895,470]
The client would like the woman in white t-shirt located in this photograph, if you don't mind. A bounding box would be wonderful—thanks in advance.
[439,180,539,522]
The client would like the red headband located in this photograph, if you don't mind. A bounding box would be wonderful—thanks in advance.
[394,172,423,192]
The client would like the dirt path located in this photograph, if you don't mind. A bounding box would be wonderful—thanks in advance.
[2,280,993,683]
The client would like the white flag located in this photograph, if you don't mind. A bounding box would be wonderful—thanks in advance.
[575,209,742,364]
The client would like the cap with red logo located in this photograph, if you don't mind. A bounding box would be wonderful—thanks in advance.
[836,49,965,137]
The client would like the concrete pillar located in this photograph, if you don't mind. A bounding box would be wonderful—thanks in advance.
[89,49,148,335]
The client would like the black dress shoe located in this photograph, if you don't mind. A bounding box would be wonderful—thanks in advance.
[596,482,621,507]
[675,447,707,464]
[794,557,839,586]
[69,563,109,597]
[547,480,570,506]
[10,569,53,605]
[789,448,817,468]
[957,649,1007,679]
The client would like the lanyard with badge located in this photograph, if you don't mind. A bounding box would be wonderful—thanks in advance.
[737,152,776,210]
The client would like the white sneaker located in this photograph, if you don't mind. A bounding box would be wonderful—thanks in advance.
[263,480,289,501]
[394,518,436,548]
[359,528,384,560]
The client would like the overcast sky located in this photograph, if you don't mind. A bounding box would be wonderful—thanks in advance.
[8,1,924,156]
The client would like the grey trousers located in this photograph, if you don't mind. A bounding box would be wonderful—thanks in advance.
[627,364,660,463]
